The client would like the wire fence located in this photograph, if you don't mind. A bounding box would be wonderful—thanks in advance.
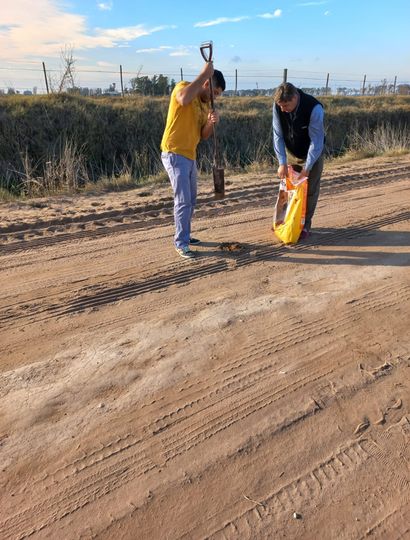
[1,62,409,96]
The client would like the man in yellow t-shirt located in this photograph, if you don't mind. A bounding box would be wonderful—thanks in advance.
[161,62,225,259]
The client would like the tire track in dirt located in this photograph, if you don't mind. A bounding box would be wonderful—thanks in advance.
[0,188,259,254]
[45,283,410,471]
[1,163,409,255]
[1,282,407,539]
[0,356,396,540]
[361,502,410,539]
[244,209,410,265]
[137,283,409,449]
[0,208,408,328]
[199,440,373,540]
[91,372,410,540]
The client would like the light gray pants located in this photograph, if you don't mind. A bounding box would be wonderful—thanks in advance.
[161,152,197,249]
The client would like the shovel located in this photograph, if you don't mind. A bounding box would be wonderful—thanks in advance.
[200,41,225,199]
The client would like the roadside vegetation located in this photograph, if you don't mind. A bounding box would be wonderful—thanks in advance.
[0,94,409,199]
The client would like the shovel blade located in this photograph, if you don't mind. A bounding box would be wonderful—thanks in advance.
[213,167,225,199]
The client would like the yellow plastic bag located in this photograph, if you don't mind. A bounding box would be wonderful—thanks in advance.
[273,166,308,244]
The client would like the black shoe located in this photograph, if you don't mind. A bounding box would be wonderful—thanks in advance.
[189,237,201,245]
[299,229,311,240]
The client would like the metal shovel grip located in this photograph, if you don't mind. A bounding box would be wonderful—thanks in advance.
[200,41,213,62]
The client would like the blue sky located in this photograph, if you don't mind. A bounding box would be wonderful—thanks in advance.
[1,0,409,92]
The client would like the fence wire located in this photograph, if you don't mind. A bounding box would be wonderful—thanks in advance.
[0,63,409,96]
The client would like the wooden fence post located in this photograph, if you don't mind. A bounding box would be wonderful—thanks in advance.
[42,62,49,95]
[283,68,288,83]
[325,73,329,95]
[180,68,183,81]
[393,75,397,94]
[120,65,124,97]
[362,74,366,95]
[235,69,238,96]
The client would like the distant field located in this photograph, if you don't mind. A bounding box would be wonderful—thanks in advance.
[0,94,409,196]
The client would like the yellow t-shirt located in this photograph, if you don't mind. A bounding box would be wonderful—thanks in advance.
[161,81,209,160]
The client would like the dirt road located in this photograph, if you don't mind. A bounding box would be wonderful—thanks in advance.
[1,156,409,539]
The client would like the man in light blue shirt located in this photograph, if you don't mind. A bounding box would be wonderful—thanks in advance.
[272,82,325,238]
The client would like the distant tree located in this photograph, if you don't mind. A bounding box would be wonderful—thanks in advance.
[129,74,173,96]
[130,75,151,95]
[153,74,169,95]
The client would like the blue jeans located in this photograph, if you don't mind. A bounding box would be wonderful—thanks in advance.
[161,152,197,249]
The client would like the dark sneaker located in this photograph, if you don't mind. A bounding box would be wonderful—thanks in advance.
[189,237,201,245]
[299,228,310,240]
[175,246,195,259]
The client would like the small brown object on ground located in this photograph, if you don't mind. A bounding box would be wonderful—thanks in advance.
[219,242,244,251]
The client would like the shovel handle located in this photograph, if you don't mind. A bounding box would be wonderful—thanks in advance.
[200,41,215,109]
[200,41,213,62]
[200,40,219,170]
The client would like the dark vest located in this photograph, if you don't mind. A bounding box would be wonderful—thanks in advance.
[275,90,323,159]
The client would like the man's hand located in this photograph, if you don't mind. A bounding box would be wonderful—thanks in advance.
[277,164,288,179]
[207,109,220,125]
[297,168,309,180]
[200,62,214,81]
[201,109,220,139]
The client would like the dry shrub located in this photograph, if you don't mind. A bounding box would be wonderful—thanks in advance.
[348,122,410,157]
[18,140,89,197]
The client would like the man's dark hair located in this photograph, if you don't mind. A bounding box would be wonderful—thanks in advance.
[274,82,298,103]
[213,70,226,92]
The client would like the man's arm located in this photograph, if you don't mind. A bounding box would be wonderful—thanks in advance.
[272,105,288,178]
[176,62,214,106]
[304,104,324,172]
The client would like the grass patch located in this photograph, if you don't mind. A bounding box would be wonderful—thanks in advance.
[0,187,18,202]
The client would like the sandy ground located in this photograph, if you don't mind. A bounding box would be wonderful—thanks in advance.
[0,155,409,540]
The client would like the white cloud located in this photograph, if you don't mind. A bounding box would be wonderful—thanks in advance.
[194,16,249,28]
[136,46,172,54]
[259,9,282,19]
[97,2,113,11]
[170,50,191,57]
[95,25,172,42]
[324,10,331,16]
[0,0,176,62]
[136,45,192,57]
